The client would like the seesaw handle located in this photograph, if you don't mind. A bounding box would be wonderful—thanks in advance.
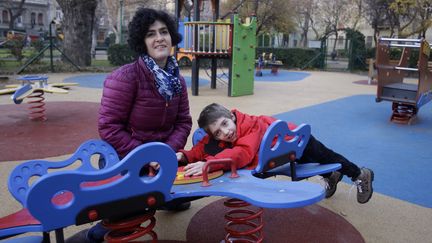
[202,158,239,187]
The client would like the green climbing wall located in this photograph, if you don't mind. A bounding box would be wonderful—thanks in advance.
[230,15,257,97]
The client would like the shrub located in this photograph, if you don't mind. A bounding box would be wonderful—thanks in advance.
[107,44,137,66]
[6,38,25,61]
[256,47,322,69]
[26,39,46,63]
[345,28,367,70]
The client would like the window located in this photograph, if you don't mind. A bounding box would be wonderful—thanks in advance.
[97,31,105,43]
[366,36,373,48]
[2,10,9,23]
[31,12,36,27]
[338,36,344,45]
[56,10,62,21]
[37,13,43,26]
[16,15,23,27]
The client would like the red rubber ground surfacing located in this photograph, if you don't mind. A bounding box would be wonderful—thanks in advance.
[0,101,100,162]
[187,198,365,243]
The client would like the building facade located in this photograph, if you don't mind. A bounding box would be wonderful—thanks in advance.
[0,0,62,40]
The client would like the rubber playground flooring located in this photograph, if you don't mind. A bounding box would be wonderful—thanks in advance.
[63,70,310,89]
[0,69,431,242]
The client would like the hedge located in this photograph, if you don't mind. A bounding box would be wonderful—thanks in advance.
[256,47,322,69]
[107,44,137,66]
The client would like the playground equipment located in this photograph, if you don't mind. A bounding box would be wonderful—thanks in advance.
[375,38,432,124]
[255,52,283,76]
[176,0,256,97]
[367,58,377,84]
[0,75,77,121]
[0,120,340,242]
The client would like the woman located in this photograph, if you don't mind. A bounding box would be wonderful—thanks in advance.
[67,8,192,243]
[98,8,192,159]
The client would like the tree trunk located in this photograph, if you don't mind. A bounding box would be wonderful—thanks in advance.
[7,0,26,30]
[56,0,98,67]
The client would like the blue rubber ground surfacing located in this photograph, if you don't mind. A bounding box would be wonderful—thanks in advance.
[64,70,309,88]
[64,74,209,88]
[254,70,310,82]
[274,95,432,208]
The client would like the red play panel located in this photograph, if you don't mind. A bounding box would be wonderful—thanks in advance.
[0,101,100,162]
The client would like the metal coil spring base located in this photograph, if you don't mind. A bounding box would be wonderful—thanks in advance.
[391,102,417,124]
[224,198,264,243]
[102,210,157,243]
[27,90,46,121]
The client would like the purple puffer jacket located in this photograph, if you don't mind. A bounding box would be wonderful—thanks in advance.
[98,57,192,158]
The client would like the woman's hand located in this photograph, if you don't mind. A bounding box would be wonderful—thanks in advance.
[183,161,207,176]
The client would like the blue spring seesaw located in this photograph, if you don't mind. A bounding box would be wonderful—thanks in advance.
[0,120,340,242]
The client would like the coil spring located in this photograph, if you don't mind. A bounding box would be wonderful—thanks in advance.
[391,102,417,124]
[27,90,46,121]
[224,198,264,243]
[102,210,157,243]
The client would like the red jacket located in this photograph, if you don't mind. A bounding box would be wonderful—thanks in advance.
[180,110,297,171]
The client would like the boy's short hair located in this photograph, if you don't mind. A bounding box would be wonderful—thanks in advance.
[198,103,232,132]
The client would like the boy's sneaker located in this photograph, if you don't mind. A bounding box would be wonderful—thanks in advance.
[324,171,343,198]
[354,168,374,204]
[66,229,95,243]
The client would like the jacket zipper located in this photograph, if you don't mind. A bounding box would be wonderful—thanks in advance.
[159,101,168,140]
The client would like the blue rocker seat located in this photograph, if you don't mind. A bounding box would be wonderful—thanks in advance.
[0,139,119,242]
[252,120,341,180]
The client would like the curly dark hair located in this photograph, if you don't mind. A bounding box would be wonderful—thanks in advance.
[128,8,182,55]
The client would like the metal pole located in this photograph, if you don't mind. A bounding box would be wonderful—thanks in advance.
[119,0,124,44]
[49,21,54,72]
[380,37,421,42]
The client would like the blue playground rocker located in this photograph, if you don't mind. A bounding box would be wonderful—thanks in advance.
[0,120,340,242]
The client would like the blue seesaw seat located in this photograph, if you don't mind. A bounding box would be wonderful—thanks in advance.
[0,120,339,242]
[0,139,119,242]
[253,120,341,180]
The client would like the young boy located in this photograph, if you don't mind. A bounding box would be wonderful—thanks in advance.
[177,103,374,204]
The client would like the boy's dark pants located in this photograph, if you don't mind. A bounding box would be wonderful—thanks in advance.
[298,135,361,180]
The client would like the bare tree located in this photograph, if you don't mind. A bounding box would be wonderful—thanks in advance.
[363,0,388,45]
[316,0,350,51]
[294,0,316,47]
[103,0,121,44]
[56,0,98,66]
[104,0,167,44]
[415,0,432,38]
[388,0,418,38]
[344,0,365,30]
[92,0,105,56]
[2,0,26,30]
[221,0,296,36]
[364,0,431,40]
[387,0,432,38]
